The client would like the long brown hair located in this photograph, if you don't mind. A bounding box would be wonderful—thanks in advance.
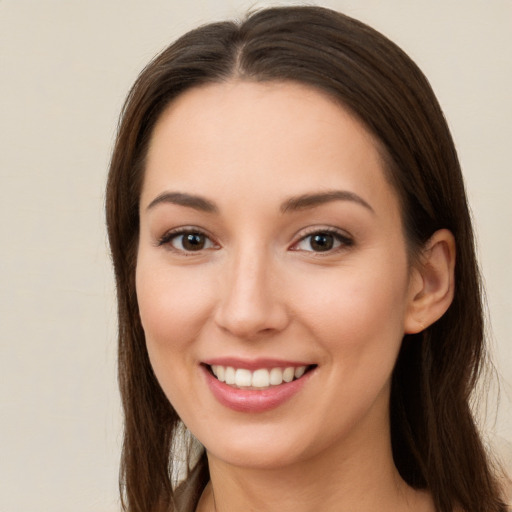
[106,6,507,512]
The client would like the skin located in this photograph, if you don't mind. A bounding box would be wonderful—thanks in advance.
[136,81,454,511]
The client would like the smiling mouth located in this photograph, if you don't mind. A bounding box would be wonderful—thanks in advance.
[205,364,316,390]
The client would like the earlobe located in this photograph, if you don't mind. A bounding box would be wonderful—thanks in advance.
[404,229,456,334]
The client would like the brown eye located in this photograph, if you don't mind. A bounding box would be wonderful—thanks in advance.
[309,233,335,252]
[293,230,353,253]
[178,233,207,251]
[161,230,216,252]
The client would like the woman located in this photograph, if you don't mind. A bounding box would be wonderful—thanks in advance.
[106,6,509,512]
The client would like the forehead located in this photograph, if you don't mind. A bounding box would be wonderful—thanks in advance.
[142,80,399,219]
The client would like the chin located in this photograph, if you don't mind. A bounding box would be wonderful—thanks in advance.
[205,440,309,470]
[193,416,342,472]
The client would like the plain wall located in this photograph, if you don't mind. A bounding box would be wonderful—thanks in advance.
[1,1,510,510]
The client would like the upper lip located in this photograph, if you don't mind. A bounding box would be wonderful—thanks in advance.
[202,357,314,371]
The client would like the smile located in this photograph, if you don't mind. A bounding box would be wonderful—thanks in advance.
[209,365,309,389]
[202,360,317,412]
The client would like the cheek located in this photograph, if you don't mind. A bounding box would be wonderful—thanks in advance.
[292,263,409,434]
[135,258,216,356]
[135,258,217,413]
[293,258,410,363]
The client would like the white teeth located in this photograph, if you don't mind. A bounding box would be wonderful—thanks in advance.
[294,366,306,379]
[210,364,310,389]
[225,366,236,385]
[269,367,283,386]
[251,369,270,388]
[282,367,295,383]
[235,369,252,387]
[216,365,225,382]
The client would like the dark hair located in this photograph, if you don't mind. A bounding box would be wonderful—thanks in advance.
[106,6,507,512]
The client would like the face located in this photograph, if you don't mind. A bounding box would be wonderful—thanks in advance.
[136,81,418,470]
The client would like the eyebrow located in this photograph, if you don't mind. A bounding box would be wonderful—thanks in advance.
[145,189,374,215]
[146,192,218,213]
[280,190,374,214]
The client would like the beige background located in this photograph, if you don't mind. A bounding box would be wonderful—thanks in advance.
[1,1,510,510]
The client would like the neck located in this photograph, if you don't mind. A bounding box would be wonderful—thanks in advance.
[197,428,433,512]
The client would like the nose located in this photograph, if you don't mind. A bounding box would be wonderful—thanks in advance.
[213,246,290,340]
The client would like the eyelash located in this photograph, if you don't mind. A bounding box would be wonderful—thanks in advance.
[291,228,354,254]
[157,227,218,254]
[156,227,354,254]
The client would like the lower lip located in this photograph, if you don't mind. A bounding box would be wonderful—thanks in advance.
[202,366,312,413]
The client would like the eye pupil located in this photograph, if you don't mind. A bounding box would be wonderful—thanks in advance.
[310,233,334,251]
[182,233,205,251]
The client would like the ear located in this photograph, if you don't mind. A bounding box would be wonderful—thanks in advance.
[404,229,456,334]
